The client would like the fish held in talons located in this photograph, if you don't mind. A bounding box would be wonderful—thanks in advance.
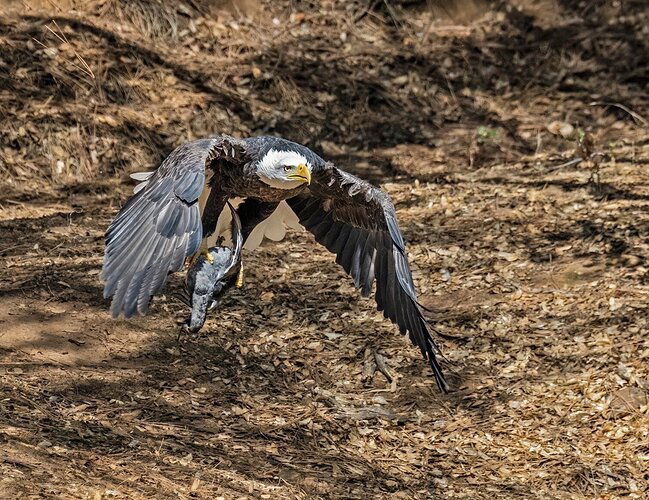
[180,201,243,336]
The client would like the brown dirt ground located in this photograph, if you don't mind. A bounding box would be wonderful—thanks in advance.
[1,0,648,498]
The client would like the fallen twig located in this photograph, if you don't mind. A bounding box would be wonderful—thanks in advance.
[589,101,648,127]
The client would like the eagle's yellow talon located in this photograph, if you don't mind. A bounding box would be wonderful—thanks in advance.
[236,262,244,288]
[188,248,214,267]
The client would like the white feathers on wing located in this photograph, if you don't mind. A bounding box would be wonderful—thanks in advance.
[210,200,302,251]
[130,171,154,194]
[130,171,154,181]
[242,201,302,250]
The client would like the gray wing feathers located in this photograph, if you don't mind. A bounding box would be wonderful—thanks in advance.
[102,137,222,318]
[174,168,206,203]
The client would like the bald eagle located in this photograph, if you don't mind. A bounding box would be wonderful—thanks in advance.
[102,134,448,391]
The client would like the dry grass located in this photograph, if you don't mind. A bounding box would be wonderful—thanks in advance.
[1,0,648,498]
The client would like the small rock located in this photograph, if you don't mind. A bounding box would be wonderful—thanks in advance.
[622,254,641,267]
[609,387,648,414]
[547,121,574,138]
[43,47,58,58]
[617,363,632,381]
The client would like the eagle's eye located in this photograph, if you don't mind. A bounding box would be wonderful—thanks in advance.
[283,165,292,172]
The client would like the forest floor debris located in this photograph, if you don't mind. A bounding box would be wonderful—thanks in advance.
[1,1,648,498]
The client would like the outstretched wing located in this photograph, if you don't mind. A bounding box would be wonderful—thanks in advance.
[102,135,247,318]
[287,163,448,391]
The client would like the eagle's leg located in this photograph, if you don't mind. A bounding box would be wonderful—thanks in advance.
[236,199,280,243]
[236,262,244,288]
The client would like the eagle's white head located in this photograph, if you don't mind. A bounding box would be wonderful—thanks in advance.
[256,149,312,190]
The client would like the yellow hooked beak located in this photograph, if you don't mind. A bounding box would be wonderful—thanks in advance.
[287,163,311,185]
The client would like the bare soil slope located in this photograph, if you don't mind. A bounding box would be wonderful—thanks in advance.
[1,1,648,498]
